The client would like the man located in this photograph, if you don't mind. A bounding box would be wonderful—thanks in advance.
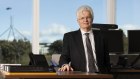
[58,5,111,73]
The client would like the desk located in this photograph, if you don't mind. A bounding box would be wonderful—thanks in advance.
[111,68,140,79]
[111,68,140,73]
[0,71,113,79]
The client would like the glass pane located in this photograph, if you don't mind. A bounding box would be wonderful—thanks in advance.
[117,0,140,34]
[116,0,140,54]
[40,0,106,64]
[0,0,32,64]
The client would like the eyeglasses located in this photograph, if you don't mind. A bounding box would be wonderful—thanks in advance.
[78,17,92,21]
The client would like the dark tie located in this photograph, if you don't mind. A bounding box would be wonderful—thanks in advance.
[85,33,96,72]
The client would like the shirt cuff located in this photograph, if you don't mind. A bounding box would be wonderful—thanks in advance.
[61,64,69,67]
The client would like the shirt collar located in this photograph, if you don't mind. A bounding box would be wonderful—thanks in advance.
[80,29,93,35]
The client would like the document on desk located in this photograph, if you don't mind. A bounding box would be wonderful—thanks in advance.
[3,65,55,72]
[0,64,21,71]
[2,71,56,76]
[1,65,57,76]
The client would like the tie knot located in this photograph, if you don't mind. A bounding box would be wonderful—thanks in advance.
[85,33,89,37]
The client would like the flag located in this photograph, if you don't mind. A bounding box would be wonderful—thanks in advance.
[6,7,12,10]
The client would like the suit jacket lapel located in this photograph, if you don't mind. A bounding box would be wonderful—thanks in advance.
[75,30,85,59]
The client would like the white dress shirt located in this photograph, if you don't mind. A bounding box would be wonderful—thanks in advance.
[80,29,99,72]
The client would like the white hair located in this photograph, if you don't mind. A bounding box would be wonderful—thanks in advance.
[76,5,94,20]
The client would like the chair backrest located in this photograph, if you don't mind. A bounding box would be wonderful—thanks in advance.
[93,30,124,54]
[92,23,118,30]
[51,54,61,66]
[29,53,49,67]
[128,30,140,54]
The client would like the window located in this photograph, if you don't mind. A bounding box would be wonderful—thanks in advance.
[116,0,140,34]
[116,0,140,54]
[39,0,107,54]
[0,0,32,64]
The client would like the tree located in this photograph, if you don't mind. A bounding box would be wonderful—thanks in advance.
[119,29,128,54]
[48,40,63,55]
[0,39,31,64]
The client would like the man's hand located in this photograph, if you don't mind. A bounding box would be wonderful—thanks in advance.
[58,64,74,71]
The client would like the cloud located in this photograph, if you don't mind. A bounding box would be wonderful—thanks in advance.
[21,31,31,36]
[3,23,140,43]
[14,30,32,41]
[0,29,32,41]
[40,23,70,43]
[0,23,72,43]
[119,24,140,36]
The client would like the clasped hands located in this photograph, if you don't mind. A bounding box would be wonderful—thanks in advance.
[58,64,74,71]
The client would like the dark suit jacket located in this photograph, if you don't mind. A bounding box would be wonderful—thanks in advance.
[59,29,111,73]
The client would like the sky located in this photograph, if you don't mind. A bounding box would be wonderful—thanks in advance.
[0,0,140,43]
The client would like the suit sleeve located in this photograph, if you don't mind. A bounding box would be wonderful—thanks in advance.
[103,35,111,73]
[59,33,71,67]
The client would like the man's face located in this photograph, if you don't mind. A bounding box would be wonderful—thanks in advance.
[77,10,93,30]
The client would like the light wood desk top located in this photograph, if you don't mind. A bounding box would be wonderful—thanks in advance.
[0,71,113,79]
